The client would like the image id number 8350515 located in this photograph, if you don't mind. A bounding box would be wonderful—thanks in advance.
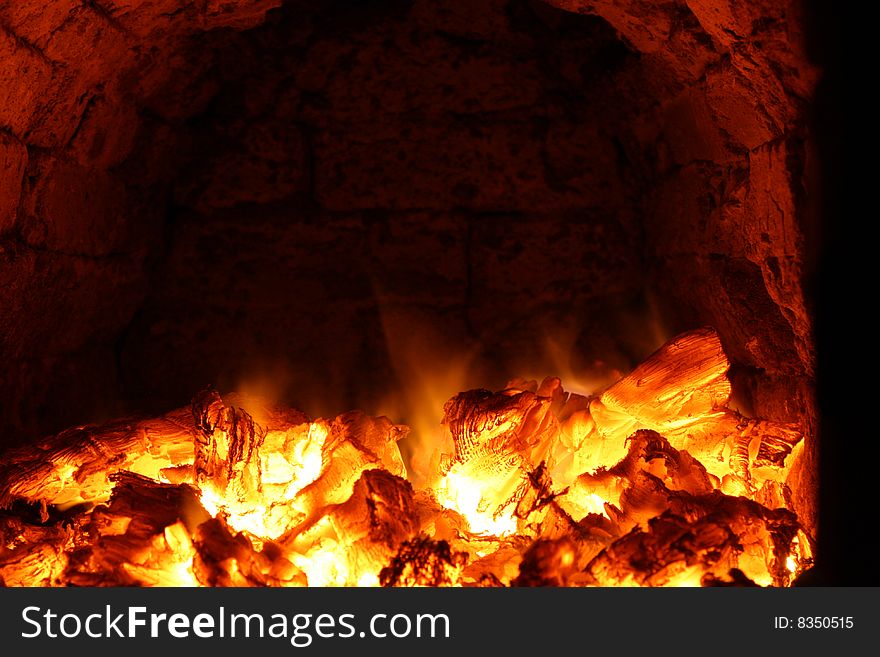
[774,617,854,629]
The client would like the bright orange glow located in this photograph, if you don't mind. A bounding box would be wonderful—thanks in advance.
[434,467,519,536]
[0,329,810,587]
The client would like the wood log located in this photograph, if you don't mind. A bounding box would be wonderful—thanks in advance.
[574,328,804,489]
[62,472,209,586]
[0,411,196,510]
[379,536,468,587]
[0,392,311,512]
[582,513,742,587]
[319,469,418,584]
[0,514,71,586]
[511,537,579,587]
[192,517,307,587]
[0,329,811,587]
[192,388,265,494]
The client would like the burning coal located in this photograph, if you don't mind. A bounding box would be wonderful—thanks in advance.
[0,328,811,587]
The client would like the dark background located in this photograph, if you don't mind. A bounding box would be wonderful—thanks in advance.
[806,2,870,584]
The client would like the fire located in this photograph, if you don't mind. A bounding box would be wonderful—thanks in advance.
[434,468,519,537]
[198,420,330,540]
[0,328,811,587]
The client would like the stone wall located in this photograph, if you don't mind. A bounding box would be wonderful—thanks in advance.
[0,0,283,440]
[118,0,648,419]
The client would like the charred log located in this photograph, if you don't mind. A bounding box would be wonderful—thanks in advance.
[583,513,742,587]
[380,536,468,587]
[0,329,812,587]
[63,472,208,586]
[512,537,579,587]
[192,387,266,492]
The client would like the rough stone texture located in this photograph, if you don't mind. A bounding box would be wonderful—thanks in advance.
[0,132,26,232]
[122,0,646,419]
[0,0,282,444]
[0,0,818,537]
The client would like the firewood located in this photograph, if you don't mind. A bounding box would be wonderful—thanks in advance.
[62,472,209,586]
[0,514,71,586]
[192,387,265,494]
[583,513,742,587]
[379,536,468,587]
[277,414,408,547]
[192,517,306,587]
[512,537,579,587]
[575,328,804,489]
[319,469,418,584]
[701,568,760,587]
[0,328,812,587]
[0,410,197,510]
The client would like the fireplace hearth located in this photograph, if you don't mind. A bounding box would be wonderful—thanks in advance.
[0,0,827,586]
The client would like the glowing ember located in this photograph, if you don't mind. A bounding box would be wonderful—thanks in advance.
[0,329,811,587]
[435,469,519,537]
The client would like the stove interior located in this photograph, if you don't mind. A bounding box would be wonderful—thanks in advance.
[0,0,822,586]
